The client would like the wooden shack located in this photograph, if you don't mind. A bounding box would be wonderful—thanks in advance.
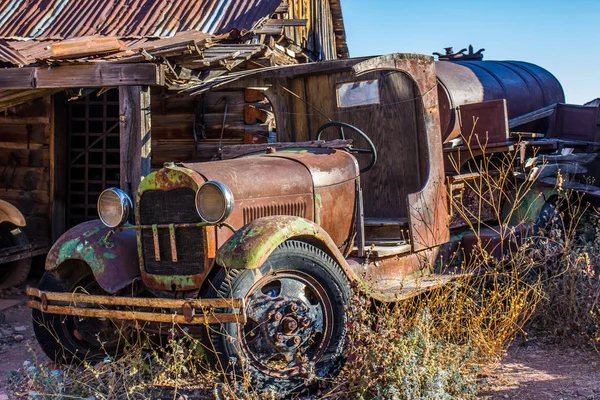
[0,0,348,261]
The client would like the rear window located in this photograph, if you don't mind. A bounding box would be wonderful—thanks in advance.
[336,79,380,108]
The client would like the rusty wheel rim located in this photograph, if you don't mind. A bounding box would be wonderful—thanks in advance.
[238,270,334,378]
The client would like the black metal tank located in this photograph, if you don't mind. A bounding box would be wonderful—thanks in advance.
[436,60,565,142]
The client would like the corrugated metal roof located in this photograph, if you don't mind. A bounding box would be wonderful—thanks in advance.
[0,0,281,39]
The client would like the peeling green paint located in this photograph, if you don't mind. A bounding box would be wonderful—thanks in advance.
[216,216,346,271]
[314,193,323,226]
[46,219,140,294]
[82,226,101,238]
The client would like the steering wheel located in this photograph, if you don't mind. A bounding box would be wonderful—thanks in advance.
[316,122,378,173]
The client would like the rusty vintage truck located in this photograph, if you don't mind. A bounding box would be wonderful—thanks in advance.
[27,53,600,387]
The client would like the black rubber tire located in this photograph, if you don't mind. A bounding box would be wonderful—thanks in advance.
[32,263,127,364]
[208,240,350,392]
[0,225,31,289]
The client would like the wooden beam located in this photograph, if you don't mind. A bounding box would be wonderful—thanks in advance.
[51,93,67,241]
[0,64,164,89]
[508,103,557,128]
[265,19,308,27]
[120,86,151,202]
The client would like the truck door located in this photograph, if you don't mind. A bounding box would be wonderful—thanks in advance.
[294,54,449,251]
[351,54,449,251]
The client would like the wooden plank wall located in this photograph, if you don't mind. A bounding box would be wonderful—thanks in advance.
[285,70,428,219]
[0,96,52,248]
[151,88,274,167]
[286,0,337,61]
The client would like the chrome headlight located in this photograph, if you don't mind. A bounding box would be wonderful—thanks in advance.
[97,188,132,228]
[195,181,234,223]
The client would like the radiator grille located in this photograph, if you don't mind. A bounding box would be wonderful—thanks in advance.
[139,188,204,276]
[243,202,306,225]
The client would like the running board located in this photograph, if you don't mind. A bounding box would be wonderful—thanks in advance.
[26,287,246,325]
[375,272,471,301]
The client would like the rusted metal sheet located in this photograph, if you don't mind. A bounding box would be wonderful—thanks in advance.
[0,0,280,39]
[0,199,26,227]
[265,148,359,187]
[0,39,28,67]
[547,103,599,142]
[353,53,450,252]
[45,219,140,294]
[182,156,314,200]
[26,287,246,324]
[436,60,565,142]
[314,180,356,248]
[458,99,509,145]
[216,215,352,275]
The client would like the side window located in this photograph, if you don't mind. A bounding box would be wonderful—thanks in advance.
[336,79,380,108]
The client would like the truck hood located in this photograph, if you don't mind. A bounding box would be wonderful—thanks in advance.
[181,148,359,200]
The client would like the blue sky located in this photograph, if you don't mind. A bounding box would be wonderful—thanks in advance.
[342,0,600,104]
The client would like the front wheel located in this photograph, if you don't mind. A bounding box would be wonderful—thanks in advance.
[32,262,129,364]
[209,240,350,391]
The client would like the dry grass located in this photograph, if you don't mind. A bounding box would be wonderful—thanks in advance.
[20,136,600,399]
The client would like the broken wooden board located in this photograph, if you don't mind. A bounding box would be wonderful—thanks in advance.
[372,272,472,301]
[528,163,587,181]
[0,64,164,89]
[524,152,597,168]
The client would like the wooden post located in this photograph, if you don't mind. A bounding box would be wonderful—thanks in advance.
[51,93,67,241]
[119,86,151,202]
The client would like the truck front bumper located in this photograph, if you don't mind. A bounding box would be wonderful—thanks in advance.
[26,287,246,325]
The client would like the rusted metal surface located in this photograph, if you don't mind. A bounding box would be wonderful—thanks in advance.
[216,215,351,275]
[353,53,450,252]
[182,156,314,200]
[136,165,208,291]
[346,247,442,302]
[0,199,26,227]
[27,287,246,325]
[458,99,509,145]
[0,1,285,66]
[547,103,599,142]
[46,219,140,294]
[314,180,356,248]
[265,148,359,187]
[238,270,333,377]
[436,60,565,143]
[0,0,280,39]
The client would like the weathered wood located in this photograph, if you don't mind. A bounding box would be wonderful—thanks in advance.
[244,104,274,124]
[0,64,164,89]
[528,163,587,181]
[0,166,49,191]
[244,131,268,144]
[508,104,557,129]
[244,87,268,103]
[51,93,67,241]
[120,86,151,201]
[524,152,598,168]
[221,139,351,159]
[259,58,367,79]
[0,148,49,167]
[274,3,289,13]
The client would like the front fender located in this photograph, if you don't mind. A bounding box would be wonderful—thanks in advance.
[216,216,352,275]
[0,200,26,227]
[46,219,140,294]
